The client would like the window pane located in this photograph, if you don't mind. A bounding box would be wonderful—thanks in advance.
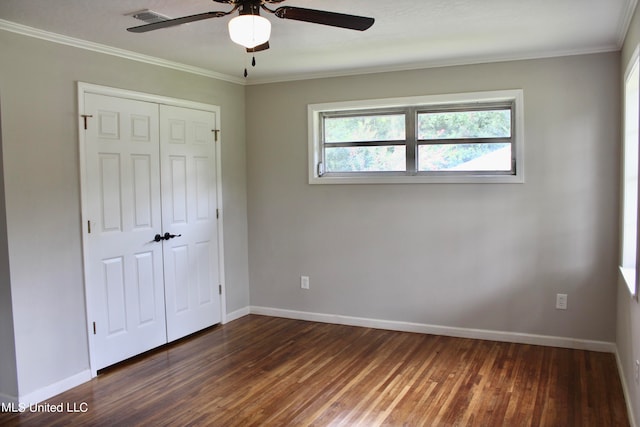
[418,109,511,139]
[621,54,639,295]
[326,146,406,172]
[324,114,405,143]
[418,143,511,171]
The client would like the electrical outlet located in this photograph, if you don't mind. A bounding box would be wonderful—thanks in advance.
[635,360,639,384]
[556,293,568,310]
[301,276,310,290]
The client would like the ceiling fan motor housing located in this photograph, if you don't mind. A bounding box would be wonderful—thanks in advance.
[238,1,262,16]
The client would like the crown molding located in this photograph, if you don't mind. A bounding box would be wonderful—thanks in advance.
[617,0,639,48]
[0,19,245,85]
[246,45,621,85]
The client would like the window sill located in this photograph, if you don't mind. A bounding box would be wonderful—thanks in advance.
[309,173,524,185]
[619,266,638,297]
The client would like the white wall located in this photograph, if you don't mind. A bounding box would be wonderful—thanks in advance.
[617,3,640,425]
[246,52,620,342]
[0,30,250,399]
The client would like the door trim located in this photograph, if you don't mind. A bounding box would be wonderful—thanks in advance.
[77,82,226,376]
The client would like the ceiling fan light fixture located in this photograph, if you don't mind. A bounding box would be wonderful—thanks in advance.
[228,14,271,49]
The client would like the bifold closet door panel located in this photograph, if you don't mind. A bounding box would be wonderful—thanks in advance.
[83,93,167,371]
[160,104,221,342]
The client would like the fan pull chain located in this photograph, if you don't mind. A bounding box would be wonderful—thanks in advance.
[244,55,257,78]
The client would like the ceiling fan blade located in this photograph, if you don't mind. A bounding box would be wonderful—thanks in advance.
[274,7,374,31]
[127,11,228,33]
[247,41,270,53]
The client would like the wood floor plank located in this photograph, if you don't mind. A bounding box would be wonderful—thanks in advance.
[0,315,630,426]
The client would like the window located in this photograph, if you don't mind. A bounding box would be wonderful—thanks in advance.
[308,90,524,184]
[620,46,640,297]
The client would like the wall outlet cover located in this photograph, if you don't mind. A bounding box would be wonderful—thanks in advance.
[301,276,310,290]
[556,293,568,310]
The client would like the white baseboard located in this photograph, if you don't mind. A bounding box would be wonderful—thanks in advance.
[615,350,638,427]
[18,370,92,406]
[249,306,616,353]
[225,306,250,324]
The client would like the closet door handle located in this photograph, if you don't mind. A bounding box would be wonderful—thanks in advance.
[153,232,182,242]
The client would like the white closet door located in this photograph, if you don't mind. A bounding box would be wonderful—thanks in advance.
[160,105,221,342]
[84,93,167,371]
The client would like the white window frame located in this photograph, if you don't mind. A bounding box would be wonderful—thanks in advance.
[620,45,640,298]
[308,89,525,184]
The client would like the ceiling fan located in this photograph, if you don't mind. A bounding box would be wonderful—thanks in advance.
[127,0,375,55]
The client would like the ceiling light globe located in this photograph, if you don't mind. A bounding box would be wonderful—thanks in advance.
[228,15,271,49]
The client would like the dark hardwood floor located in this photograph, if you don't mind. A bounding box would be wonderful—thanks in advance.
[0,315,629,426]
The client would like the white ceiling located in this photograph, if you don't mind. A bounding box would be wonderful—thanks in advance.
[0,0,636,84]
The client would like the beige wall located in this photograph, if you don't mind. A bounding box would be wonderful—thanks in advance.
[617,2,640,425]
[0,30,249,399]
[246,52,620,340]
[0,101,18,402]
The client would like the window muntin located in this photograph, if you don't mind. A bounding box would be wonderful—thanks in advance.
[308,90,524,184]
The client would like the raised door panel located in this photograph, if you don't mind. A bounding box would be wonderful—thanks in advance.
[102,256,126,335]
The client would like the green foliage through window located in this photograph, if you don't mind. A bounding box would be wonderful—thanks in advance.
[324,114,405,143]
[418,110,511,139]
[326,146,405,172]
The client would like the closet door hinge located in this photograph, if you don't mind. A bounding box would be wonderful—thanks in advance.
[92,321,96,335]
[218,284,222,295]
[212,129,220,142]
[216,209,220,219]
[80,114,93,130]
